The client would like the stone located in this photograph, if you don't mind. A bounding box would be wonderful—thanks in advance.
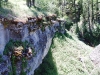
[89,44,100,67]
[0,21,62,75]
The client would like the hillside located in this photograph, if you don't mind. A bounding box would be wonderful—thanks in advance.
[34,31,99,75]
[0,0,53,20]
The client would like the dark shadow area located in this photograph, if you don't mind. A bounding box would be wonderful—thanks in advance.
[64,32,73,40]
[26,0,35,8]
[54,31,66,40]
[76,23,100,47]
[65,21,73,31]
[0,7,13,17]
[34,49,58,75]
[34,31,73,75]
[32,11,38,16]
[34,7,42,11]
[0,0,8,7]
[54,31,73,40]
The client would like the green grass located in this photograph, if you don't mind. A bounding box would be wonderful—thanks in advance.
[34,31,100,75]
[0,0,53,19]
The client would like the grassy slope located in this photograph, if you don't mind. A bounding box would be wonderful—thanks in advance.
[0,0,51,19]
[34,31,100,75]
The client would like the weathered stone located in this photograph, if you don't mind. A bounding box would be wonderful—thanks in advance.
[0,21,61,75]
[0,23,6,55]
[90,44,100,67]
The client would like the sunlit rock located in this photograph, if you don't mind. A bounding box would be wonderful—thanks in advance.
[90,44,100,67]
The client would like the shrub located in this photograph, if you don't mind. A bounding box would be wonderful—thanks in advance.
[0,54,3,63]
[4,40,34,75]
[77,23,100,46]
[3,40,14,55]
[3,40,35,56]
[64,16,73,30]
[20,70,26,75]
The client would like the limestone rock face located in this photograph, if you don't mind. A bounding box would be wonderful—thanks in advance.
[90,44,100,67]
[0,23,6,55]
[0,21,60,75]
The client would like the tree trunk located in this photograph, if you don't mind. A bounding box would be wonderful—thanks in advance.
[32,0,35,6]
[73,0,75,7]
[74,0,76,23]
[88,0,92,33]
[96,0,98,11]
[80,0,83,14]
[88,1,90,30]
[91,0,94,28]
[5,0,8,2]
[0,1,1,7]
[26,0,31,7]
[96,0,98,20]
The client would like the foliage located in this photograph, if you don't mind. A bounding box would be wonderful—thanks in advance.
[11,55,16,75]
[3,40,14,55]
[41,25,45,32]
[34,0,59,15]
[75,24,80,34]
[3,40,34,75]
[34,31,98,75]
[77,23,100,46]
[10,52,27,75]
[20,57,27,75]
[36,0,49,11]
[3,40,34,56]
[0,54,3,63]
[54,31,66,40]
[20,70,26,75]
[0,0,8,7]
[22,57,27,69]
[64,17,73,30]
[34,40,58,75]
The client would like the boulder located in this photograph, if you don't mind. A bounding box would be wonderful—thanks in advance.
[89,44,100,67]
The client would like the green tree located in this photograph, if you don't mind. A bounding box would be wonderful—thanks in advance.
[32,0,35,6]
[26,0,31,7]
[0,0,2,7]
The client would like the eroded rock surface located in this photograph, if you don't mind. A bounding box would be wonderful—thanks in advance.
[90,44,100,67]
[0,21,60,75]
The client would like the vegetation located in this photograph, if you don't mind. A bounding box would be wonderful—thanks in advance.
[0,54,3,63]
[1,0,100,75]
[3,40,34,75]
[3,40,34,55]
[20,57,27,75]
[11,55,16,75]
[34,31,99,75]
[76,23,100,46]
[0,0,59,18]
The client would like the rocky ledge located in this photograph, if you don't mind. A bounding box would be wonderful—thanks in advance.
[0,19,63,75]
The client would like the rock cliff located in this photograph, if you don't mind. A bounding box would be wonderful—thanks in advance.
[0,21,60,75]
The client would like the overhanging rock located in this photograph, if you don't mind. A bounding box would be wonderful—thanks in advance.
[0,21,60,75]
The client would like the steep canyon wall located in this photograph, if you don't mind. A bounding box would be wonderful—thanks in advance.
[0,21,60,75]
